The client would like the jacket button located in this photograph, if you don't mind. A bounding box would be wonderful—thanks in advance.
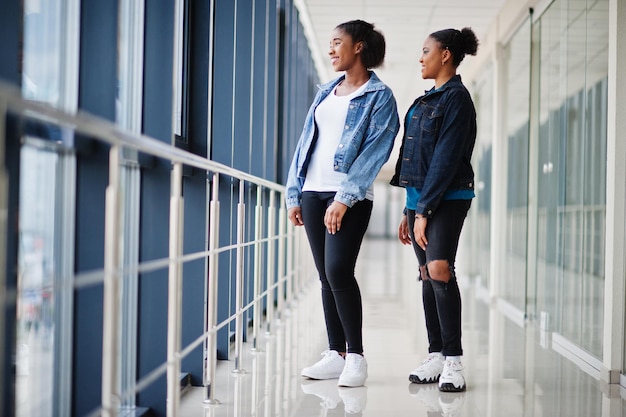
[427,210,433,215]
[469,182,473,187]
[334,165,339,170]
[339,144,344,148]
[345,125,349,130]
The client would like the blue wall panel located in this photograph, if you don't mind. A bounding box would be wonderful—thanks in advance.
[0,0,21,85]
[73,0,118,415]
[137,169,170,416]
[137,0,176,415]
[3,116,20,417]
[212,0,237,359]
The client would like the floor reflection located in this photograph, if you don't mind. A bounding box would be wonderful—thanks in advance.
[179,237,626,417]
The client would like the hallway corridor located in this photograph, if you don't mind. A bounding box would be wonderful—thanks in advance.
[179,238,626,417]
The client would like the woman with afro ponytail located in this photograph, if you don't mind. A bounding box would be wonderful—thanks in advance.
[391,27,479,393]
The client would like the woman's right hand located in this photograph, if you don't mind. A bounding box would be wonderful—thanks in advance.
[398,214,411,245]
[288,207,304,227]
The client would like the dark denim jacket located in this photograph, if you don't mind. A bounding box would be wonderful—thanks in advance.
[390,75,476,217]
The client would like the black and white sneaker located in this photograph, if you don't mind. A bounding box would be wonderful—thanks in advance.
[438,360,466,392]
[409,352,444,384]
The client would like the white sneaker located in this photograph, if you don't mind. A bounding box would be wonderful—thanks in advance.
[409,352,444,384]
[438,360,466,392]
[338,353,368,387]
[302,350,345,380]
[338,386,368,414]
[300,379,341,409]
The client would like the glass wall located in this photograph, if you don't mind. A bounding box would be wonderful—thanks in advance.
[534,0,608,358]
[19,1,78,415]
[502,20,531,312]
[470,64,494,290]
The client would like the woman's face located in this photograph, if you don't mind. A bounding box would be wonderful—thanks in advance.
[419,36,444,80]
[328,28,362,72]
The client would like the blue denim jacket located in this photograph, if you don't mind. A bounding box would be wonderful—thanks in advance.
[390,75,476,217]
[285,72,400,209]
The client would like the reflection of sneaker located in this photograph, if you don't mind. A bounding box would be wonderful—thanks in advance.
[408,384,441,412]
[338,386,368,414]
[301,379,342,409]
[409,352,444,383]
[438,360,466,392]
[338,354,368,387]
[439,391,466,417]
[302,350,345,380]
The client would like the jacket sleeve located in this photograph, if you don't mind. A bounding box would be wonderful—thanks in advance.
[416,89,475,216]
[334,89,400,207]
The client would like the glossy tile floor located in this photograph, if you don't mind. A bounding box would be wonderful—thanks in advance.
[180,238,626,417]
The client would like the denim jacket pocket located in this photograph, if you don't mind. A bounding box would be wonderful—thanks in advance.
[420,104,444,133]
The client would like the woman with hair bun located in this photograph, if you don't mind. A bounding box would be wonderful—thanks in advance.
[286,19,399,388]
[390,27,479,392]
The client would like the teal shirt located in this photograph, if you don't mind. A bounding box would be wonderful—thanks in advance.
[405,188,475,212]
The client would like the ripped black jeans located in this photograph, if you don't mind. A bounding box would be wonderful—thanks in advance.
[408,199,471,357]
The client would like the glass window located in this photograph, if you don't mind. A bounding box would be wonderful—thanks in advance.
[173,0,189,143]
[535,3,564,338]
[116,0,144,135]
[502,20,531,312]
[534,0,608,359]
[17,139,76,417]
[116,0,145,409]
[19,0,79,414]
[470,64,494,290]
[22,0,62,106]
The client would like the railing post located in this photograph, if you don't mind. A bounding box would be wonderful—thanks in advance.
[204,173,220,404]
[276,197,286,320]
[265,190,276,334]
[102,146,121,417]
[0,93,7,416]
[251,186,263,351]
[232,180,246,374]
[166,163,184,417]
[286,216,295,307]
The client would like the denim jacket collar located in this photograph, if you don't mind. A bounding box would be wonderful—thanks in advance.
[317,71,389,97]
[423,75,463,96]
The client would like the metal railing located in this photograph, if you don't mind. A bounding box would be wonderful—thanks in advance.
[0,81,314,416]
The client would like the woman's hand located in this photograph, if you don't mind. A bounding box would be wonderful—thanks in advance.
[288,207,304,227]
[398,214,411,245]
[413,215,428,250]
[324,201,348,234]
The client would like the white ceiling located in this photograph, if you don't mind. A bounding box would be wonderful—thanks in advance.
[296,0,509,113]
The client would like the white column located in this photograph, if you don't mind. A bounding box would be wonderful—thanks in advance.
[489,42,508,300]
[601,0,626,385]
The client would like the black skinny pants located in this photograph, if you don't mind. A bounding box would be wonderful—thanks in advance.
[408,199,471,357]
[301,191,372,354]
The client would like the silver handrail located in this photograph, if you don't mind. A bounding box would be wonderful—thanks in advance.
[0,81,314,416]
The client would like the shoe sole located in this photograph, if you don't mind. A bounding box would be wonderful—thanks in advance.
[301,372,342,380]
[338,379,366,387]
[409,374,440,384]
[438,382,466,392]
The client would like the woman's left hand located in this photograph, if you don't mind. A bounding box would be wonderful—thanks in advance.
[324,201,348,235]
[413,216,428,250]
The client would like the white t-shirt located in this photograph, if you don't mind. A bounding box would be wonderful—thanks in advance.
[303,81,374,200]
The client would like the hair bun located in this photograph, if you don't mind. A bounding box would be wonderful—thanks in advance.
[460,27,479,56]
